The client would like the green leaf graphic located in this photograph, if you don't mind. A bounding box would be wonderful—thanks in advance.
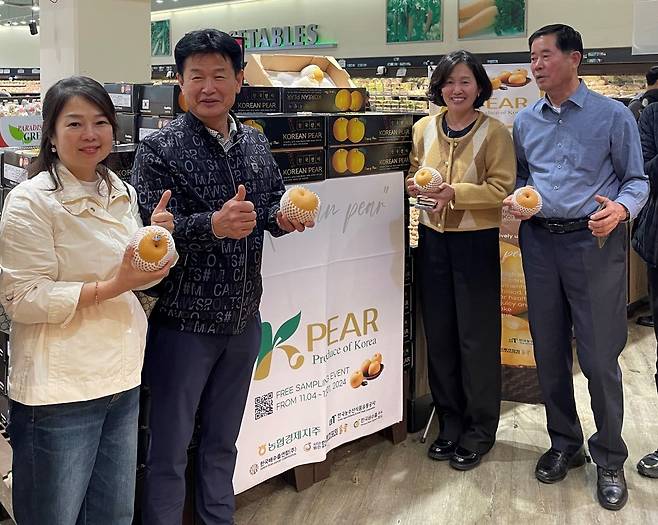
[256,321,273,367]
[8,125,24,141]
[273,311,301,348]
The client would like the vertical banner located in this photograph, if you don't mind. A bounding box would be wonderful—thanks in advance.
[481,64,542,401]
[234,173,405,493]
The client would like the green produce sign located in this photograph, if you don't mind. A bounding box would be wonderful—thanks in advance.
[386,0,443,43]
[458,0,526,40]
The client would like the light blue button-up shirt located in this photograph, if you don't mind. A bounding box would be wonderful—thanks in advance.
[513,81,648,219]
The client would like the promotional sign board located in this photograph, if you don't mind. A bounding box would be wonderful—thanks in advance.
[234,172,404,493]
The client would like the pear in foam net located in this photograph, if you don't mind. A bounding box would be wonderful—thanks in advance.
[279,186,321,223]
[511,186,542,216]
[130,225,176,272]
[300,64,324,84]
[414,167,443,192]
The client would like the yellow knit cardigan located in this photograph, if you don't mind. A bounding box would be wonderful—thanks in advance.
[409,111,516,233]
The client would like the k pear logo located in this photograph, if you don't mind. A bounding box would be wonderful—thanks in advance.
[254,312,304,380]
[254,308,379,380]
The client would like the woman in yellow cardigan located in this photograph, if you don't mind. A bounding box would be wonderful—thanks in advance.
[407,50,516,470]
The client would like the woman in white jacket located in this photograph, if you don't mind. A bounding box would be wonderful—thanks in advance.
[0,76,174,524]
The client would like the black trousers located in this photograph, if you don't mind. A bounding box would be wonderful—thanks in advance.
[417,225,502,454]
[647,265,658,394]
[519,221,628,469]
[141,314,261,525]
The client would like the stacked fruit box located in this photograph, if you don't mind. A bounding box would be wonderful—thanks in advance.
[104,83,181,144]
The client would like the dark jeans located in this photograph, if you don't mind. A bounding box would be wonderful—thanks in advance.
[417,225,502,454]
[141,314,261,525]
[9,387,139,525]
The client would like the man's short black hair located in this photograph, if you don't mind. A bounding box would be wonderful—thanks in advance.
[175,29,242,76]
[427,50,492,109]
[647,66,658,86]
[528,24,584,66]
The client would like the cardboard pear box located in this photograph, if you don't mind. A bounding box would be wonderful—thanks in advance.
[326,112,412,146]
[234,87,283,113]
[272,147,326,184]
[138,115,174,141]
[104,83,145,113]
[116,113,139,144]
[140,85,186,116]
[238,113,325,149]
[244,54,367,113]
[327,142,412,179]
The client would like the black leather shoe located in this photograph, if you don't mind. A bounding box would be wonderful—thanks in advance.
[535,447,586,483]
[597,467,628,510]
[449,446,481,471]
[428,438,457,461]
[637,450,658,478]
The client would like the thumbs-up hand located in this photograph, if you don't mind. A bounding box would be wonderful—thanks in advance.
[150,189,174,232]
[211,184,257,239]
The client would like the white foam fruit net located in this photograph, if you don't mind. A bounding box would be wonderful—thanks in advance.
[130,225,176,272]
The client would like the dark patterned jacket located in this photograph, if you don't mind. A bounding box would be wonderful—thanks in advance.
[132,111,287,335]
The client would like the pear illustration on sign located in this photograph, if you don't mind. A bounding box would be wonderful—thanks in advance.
[254,312,304,380]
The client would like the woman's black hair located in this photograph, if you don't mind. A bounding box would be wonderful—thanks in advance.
[28,75,118,192]
[175,29,243,77]
[427,50,492,109]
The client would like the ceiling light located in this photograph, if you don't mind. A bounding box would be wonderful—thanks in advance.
[20,20,26,24]
[0,1,5,5]
[11,21,19,25]
[155,0,163,4]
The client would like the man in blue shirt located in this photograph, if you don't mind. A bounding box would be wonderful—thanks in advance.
[504,24,648,511]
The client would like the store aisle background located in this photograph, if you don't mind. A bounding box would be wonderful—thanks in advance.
[234,311,658,525]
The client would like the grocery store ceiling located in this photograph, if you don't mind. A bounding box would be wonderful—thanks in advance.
[0,1,237,27]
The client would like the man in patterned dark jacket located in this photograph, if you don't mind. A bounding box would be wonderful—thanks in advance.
[132,29,313,525]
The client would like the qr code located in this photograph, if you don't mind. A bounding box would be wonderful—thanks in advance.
[255,392,273,420]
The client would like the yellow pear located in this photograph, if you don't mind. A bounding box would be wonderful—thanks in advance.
[346,149,366,174]
[332,118,349,142]
[332,148,349,173]
[347,118,365,143]
[335,89,351,111]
